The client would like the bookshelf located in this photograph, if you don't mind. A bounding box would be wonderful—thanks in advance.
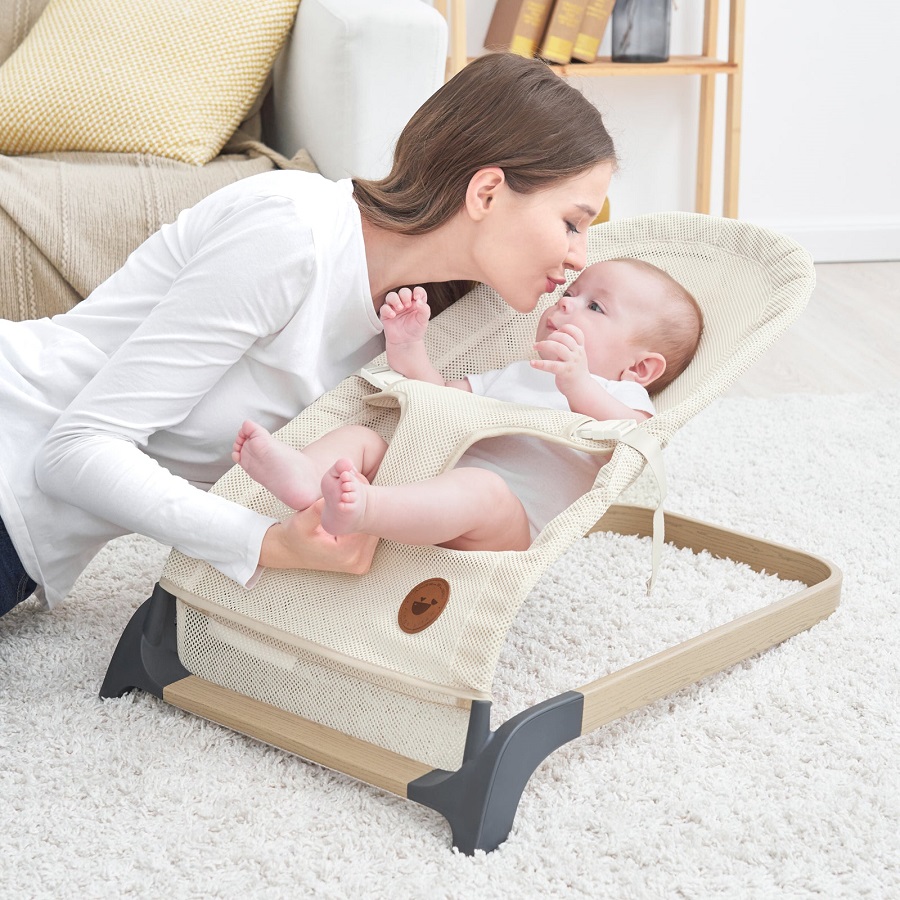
[436,0,746,218]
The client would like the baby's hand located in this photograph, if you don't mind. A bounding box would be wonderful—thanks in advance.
[531,324,593,392]
[380,286,430,345]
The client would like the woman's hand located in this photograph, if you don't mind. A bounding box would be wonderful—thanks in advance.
[259,499,378,575]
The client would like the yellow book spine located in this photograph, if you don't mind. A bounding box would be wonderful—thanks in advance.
[510,33,539,57]
[486,0,556,58]
[542,35,574,63]
[540,0,590,64]
[571,0,615,63]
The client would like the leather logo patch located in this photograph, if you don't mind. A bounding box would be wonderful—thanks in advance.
[398,578,450,634]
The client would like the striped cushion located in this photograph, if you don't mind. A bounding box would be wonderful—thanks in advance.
[0,0,299,166]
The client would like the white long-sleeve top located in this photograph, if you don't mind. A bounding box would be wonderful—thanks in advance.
[0,170,384,608]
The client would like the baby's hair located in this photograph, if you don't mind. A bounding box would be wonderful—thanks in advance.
[614,258,704,395]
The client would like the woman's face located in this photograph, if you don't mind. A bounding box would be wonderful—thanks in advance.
[473,162,613,313]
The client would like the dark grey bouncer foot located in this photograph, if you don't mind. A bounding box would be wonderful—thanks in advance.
[101,585,585,855]
[99,582,190,699]
[408,692,585,855]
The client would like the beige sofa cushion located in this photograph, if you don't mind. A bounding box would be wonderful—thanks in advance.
[0,0,300,166]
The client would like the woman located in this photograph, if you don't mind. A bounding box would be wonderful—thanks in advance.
[0,53,616,617]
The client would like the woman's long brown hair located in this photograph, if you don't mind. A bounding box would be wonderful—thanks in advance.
[353,53,617,315]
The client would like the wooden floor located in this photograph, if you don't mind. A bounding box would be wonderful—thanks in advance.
[725,261,900,397]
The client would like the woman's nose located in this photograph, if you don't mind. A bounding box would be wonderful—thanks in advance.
[564,232,587,272]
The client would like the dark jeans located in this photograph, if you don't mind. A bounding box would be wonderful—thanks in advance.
[1,513,37,617]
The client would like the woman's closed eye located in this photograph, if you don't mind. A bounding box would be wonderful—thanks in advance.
[566,221,580,235]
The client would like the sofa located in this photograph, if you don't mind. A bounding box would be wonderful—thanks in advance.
[0,0,447,322]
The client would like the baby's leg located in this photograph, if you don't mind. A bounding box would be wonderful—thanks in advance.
[233,422,386,511]
[320,462,532,552]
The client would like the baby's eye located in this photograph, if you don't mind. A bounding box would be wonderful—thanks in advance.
[588,301,605,313]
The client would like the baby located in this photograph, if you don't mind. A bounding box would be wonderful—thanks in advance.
[233,259,703,553]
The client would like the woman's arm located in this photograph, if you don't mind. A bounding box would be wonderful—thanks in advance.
[34,197,321,586]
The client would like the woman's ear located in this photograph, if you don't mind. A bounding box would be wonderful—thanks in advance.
[465,167,506,221]
[626,352,667,387]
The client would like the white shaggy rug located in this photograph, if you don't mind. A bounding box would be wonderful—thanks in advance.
[2,392,898,898]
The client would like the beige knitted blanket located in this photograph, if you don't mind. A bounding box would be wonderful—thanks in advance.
[0,137,316,322]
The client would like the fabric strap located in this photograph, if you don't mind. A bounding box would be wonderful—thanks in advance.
[576,420,667,592]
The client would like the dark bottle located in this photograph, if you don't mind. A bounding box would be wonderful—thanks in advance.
[611,0,671,63]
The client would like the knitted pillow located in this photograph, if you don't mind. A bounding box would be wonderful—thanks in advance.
[0,0,300,166]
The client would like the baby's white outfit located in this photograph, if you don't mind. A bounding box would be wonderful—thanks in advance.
[464,361,655,539]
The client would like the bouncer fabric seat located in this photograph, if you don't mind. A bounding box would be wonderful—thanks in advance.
[102,212,841,855]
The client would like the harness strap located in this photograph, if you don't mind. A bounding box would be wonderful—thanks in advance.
[575,421,667,593]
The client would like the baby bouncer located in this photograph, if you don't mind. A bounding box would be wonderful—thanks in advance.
[101,212,841,855]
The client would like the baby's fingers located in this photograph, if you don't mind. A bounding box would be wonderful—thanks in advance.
[533,341,558,361]
[555,323,585,345]
[412,287,431,321]
[385,288,415,310]
[534,338,573,361]
[530,358,563,374]
[381,289,417,321]
[549,330,579,350]
[380,291,403,317]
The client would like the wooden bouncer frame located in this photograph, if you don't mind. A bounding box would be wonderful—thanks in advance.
[101,503,840,855]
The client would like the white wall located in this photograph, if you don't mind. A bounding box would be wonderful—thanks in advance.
[458,1,900,262]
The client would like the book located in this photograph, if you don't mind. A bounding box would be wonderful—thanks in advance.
[571,0,615,63]
[484,0,555,58]
[539,0,590,64]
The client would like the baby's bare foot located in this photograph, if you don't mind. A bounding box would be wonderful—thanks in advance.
[232,420,321,510]
[320,458,370,535]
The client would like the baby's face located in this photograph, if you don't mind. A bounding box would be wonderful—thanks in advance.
[535,260,664,381]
